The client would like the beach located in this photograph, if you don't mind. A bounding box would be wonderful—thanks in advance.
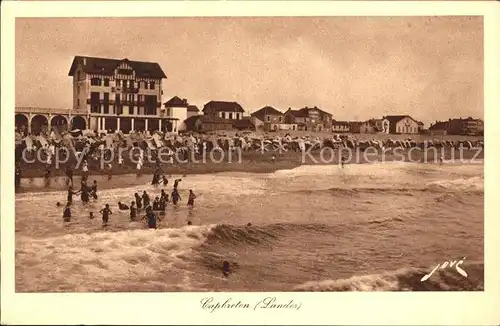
[15,159,484,292]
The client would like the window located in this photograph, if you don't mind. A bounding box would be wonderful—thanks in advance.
[104,78,110,87]
[103,93,109,114]
[145,95,157,115]
[116,80,121,87]
[90,78,101,86]
[267,116,271,122]
[278,116,282,122]
[77,71,81,80]
[149,81,155,90]
[115,94,122,115]
[229,112,233,119]
[90,92,100,113]
[77,85,80,94]
[77,99,80,107]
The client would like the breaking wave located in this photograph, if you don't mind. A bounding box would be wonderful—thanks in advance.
[293,262,484,291]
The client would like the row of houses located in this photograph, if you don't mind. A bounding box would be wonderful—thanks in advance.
[13,56,482,136]
[164,96,429,135]
[428,117,484,136]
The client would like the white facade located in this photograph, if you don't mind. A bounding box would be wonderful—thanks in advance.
[164,106,188,132]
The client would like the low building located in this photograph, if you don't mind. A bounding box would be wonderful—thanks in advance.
[447,117,483,135]
[331,121,350,133]
[348,121,363,133]
[184,115,233,133]
[428,121,448,136]
[187,105,200,118]
[202,101,245,120]
[163,96,189,132]
[384,115,420,134]
[250,106,285,131]
[232,117,256,131]
[284,106,332,132]
[375,118,390,134]
[417,121,425,133]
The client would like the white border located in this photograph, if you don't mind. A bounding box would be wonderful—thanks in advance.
[2,1,500,325]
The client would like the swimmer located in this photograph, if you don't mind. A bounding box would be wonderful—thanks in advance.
[187,221,192,226]
[152,197,161,211]
[99,204,112,226]
[142,190,150,208]
[173,178,182,189]
[62,203,71,222]
[134,192,143,210]
[162,175,168,186]
[107,163,113,180]
[118,201,129,210]
[160,189,168,203]
[66,186,80,205]
[89,212,95,219]
[222,261,230,277]
[142,206,159,229]
[130,201,137,221]
[90,180,98,200]
[187,190,197,208]
[56,202,62,207]
[80,180,90,204]
[171,188,181,206]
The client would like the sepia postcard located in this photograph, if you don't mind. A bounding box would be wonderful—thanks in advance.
[1,1,500,325]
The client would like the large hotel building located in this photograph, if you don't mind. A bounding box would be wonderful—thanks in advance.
[67,55,177,133]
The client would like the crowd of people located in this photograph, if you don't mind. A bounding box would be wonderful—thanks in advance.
[60,170,198,229]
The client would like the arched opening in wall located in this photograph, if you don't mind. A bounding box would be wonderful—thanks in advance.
[31,115,49,135]
[71,116,87,130]
[106,117,117,133]
[163,120,173,132]
[50,115,69,133]
[148,119,159,132]
[120,118,132,134]
[134,118,145,132]
[15,114,29,134]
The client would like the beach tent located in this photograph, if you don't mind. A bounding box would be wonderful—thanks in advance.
[37,135,49,148]
[24,136,34,151]
[145,139,156,150]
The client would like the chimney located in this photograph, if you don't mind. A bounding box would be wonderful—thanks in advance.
[183,98,187,105]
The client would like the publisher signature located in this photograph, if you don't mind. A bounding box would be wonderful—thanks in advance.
[420,257,468,282]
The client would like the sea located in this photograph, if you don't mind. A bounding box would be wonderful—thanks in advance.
[15,161,484,292]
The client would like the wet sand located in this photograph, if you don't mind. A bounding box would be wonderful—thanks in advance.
[17,148,483,193]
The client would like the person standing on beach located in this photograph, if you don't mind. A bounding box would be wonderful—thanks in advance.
[187,190,197,208]
[99,204,112,226]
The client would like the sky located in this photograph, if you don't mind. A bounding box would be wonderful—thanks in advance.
[15,16,483,126]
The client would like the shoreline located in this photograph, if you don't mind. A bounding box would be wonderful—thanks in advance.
[16,148,484,194]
